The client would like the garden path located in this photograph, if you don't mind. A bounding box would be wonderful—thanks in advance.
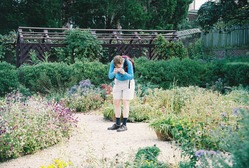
[0,113,183,168]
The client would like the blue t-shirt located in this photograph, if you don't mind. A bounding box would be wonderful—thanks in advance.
[108,58,134,81]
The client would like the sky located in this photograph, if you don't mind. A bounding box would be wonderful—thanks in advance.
[195,0,208,9]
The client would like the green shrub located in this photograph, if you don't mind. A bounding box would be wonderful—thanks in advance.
[149,117,175,141]
[203,58,249,88]
[129,104,159,122]
[0,93,78,162]
[102,103,115,121]
[63,29,103,63]
[18,61,110,95]
[71,60,110,86]
[223,62,249,87]
[154,34,188,60]
[135,57,249,90]
[0,31,16,64]
[187,39,205,60]
[18,62,75,94]
[136,57,204,89]
[134,146,168,168]
[0,62,19,96]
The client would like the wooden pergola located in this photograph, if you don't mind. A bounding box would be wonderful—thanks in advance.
[16,27,179,67]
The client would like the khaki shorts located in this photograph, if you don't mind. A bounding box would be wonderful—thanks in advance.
[113,79,135,100]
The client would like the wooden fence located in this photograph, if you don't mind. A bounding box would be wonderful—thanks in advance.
[202,25,249,48]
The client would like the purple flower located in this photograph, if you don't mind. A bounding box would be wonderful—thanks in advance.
[195,150,206,157]
[79,79,93,88]
[208,150,217,155]
[195,150,218,158]
[233,108,240,115]
[221,112,227,118]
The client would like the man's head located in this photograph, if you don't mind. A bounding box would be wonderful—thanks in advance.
[113,55,124,68]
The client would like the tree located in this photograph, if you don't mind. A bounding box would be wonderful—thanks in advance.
[20,0,64,27]
[0,0,25,34]
[70,0,147,29]
[70,0,193,30]
[0,0,193,34]
[0,0,64,34]
[197,0,249,32]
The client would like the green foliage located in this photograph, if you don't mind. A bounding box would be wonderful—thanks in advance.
[136,57,204,89]
[17,61,109,95]
[0,62,19,96]
[187,39,205,59]
[145,0,193,30]
[197,0,249,32]
[195,108,249,168]
[102,101,161,123]
[74,60,110,86]
[154,35,188,60]
[0,31,16,64]
[147,86,249,166]
[0,93,78,162]
[129,104,159,122]
[223,62,249,87]
[63,29,103,63]
[0,0,64,34]
[18,62,75,94]
[135,146,160,163]
[135,57,249,90]
[149,117,174,141]
[102,85,163,122]
[61,80,104,113]
[178,19,199,30]
[134,146,168,168]
[229,108,249,168]
[197,1,220,32]
[14,56,249,96]
[102,104,115,121]
[203,58,249,88]
[0,0,192,34]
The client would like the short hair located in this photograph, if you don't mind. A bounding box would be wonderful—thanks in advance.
[113,55,123,66]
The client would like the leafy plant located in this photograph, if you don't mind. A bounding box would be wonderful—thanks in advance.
[187,39,205,60]
[18,62,75,94]
[154,34,188,60]
[0,92,78,162]
[0,62,19,96]
[149,117,174,141]
[0,31,17,64]
[62,79,104,112]
[64,29,103,63]
[134,145,168,168]
[146,86,249,167]
[195,108,249,168]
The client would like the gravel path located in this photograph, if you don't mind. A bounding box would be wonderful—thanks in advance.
[0,113,183,168]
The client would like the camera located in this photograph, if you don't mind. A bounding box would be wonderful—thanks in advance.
[116,68,122,72]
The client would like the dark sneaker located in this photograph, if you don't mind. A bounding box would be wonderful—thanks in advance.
[117,125,127,132]
[107,124,120,130]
